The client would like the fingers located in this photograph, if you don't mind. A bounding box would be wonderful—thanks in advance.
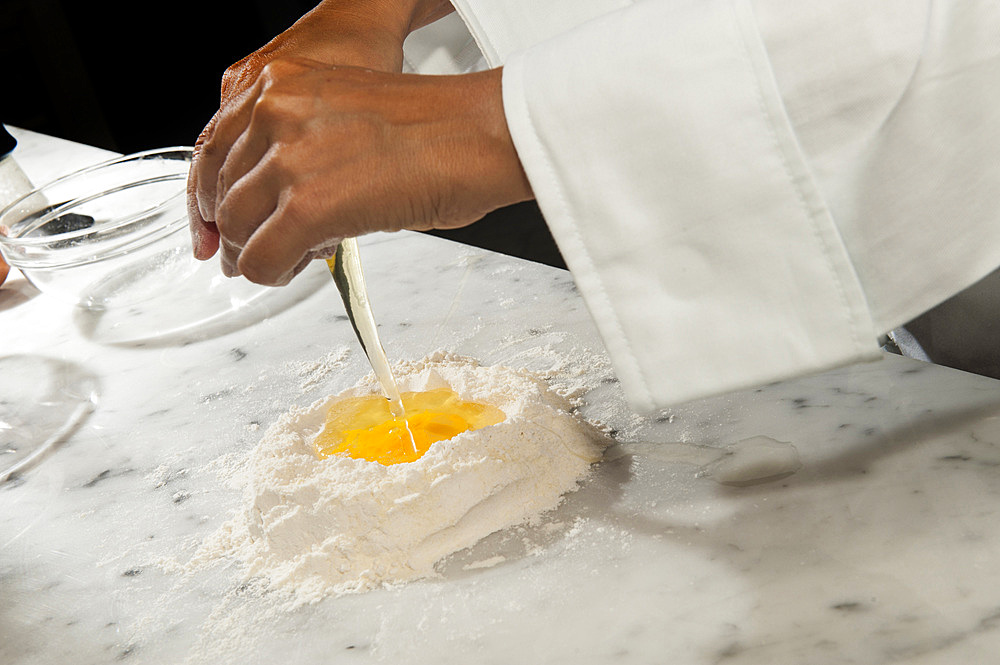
[250,251,321,287]
[203,59,343,284]
[214,146,337,284]
[187,117,222,260]
[187,53,266,260]
[215,151,281,277]
[216,121,271,210]
[315,241,341,261]
[188,68,276,268]
[237,191,344,286]
[193,78,264,224]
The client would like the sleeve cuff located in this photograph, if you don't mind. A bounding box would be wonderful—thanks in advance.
[501,0,880,411]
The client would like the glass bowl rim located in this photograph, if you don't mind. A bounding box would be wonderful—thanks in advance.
[0,146,194,251]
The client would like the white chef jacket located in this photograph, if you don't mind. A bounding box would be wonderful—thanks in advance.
[403,1,1000,412]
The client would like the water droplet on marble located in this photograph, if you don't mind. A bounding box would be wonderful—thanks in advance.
[705,436,802,487]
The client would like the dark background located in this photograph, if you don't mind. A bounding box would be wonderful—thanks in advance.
[1,0,564,268]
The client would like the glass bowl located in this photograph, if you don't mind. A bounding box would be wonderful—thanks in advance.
[0,147,195,309]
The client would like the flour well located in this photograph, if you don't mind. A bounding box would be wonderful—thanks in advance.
[191,352,607,604]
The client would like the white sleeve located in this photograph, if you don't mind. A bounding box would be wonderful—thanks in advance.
[448,0,1000,411]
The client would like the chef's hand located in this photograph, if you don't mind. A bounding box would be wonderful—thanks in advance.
[188,0,455,261]
[189,61,531,285]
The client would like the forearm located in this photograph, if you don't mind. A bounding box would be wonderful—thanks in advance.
[309,0,454,34]
[220,0,454,97]
[266,0,454,69]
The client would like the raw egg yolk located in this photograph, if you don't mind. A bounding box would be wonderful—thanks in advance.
[313,388,505,465]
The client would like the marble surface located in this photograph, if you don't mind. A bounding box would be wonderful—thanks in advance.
[3,128,1000,664]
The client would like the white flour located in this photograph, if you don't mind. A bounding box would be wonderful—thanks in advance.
[285,347,350,392]
[188,352,607,605]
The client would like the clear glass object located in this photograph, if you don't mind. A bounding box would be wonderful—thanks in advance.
[0,147,195,309]
[0,147,327,345]
[0,354,98,480]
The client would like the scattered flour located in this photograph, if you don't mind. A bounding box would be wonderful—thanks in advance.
[285,347,351,392]
[184,352,608,605]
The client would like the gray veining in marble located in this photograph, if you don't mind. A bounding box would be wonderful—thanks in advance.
[2,127,1000,664]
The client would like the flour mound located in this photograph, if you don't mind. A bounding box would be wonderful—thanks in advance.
[194,352,606,603]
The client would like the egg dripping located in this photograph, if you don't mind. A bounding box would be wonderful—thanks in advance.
[313,388,505,465]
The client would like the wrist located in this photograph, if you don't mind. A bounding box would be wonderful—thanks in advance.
[312,0,452,47]
[474,68,533,205]
[433,67,533,227]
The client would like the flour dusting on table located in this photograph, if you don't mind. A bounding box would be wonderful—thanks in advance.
[285,346,350,392]
[186,352,607,605]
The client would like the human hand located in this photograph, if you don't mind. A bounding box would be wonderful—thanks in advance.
[188,0,455,261]
[189,61,531,285]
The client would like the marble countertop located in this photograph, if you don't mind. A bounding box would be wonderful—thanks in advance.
[3,128,1000,665]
